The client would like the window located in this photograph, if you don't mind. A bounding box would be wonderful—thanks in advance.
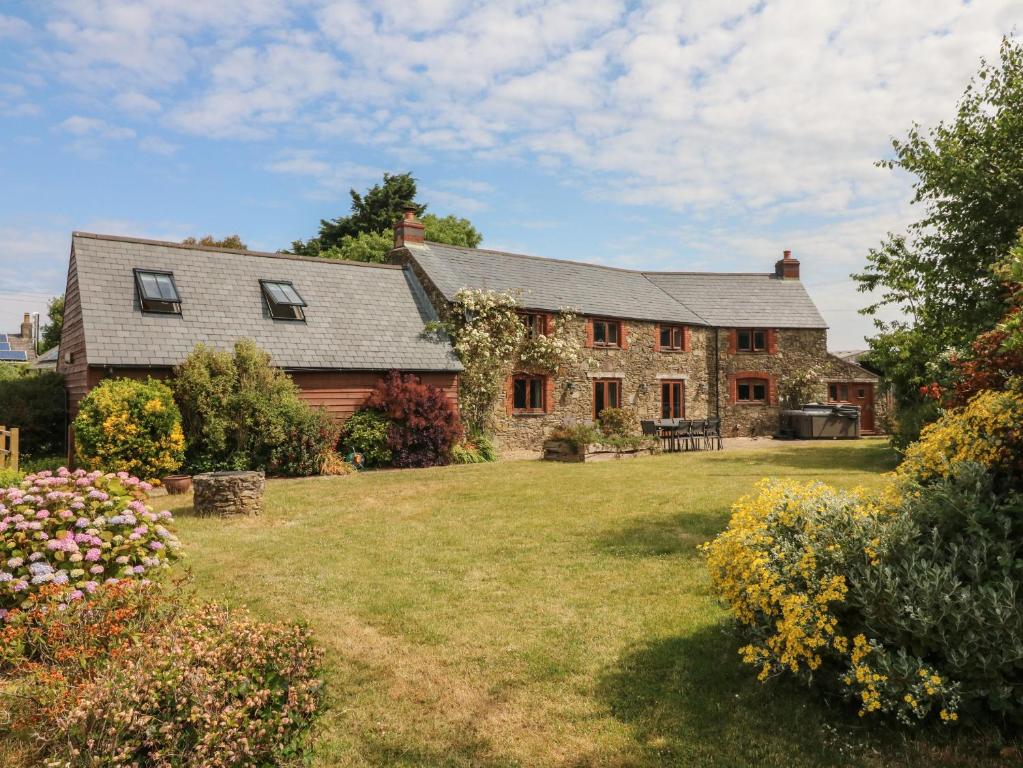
[828,383,849,402]
[661,380,685,419]
[593,378,622,418]
[260,280,307,321]
[520,312,546,338]
[592,319,621,348]
[134,269,181,314]
[659,325,685,351]
[736,378,769,403]
[736,328,768,352]
[512,374,546,413]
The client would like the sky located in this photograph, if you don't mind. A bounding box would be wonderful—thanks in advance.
[0,1,1019,350]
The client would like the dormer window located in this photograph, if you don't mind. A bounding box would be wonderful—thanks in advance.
[260,280,306,321]
[134,269,181,314]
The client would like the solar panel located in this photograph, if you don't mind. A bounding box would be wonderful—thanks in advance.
[0,334,7,342]
[0,342,9,351]
[0,351,27,361]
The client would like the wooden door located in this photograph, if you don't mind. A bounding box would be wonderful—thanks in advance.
[828,382,875,432]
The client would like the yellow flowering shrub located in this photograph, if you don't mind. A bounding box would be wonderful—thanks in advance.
[897,389,1023,486]
[704,481,885,680]
[74,378,185,482]
[704,477,966,726]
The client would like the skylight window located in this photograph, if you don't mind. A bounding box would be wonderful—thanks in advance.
[260,280,306,321]
[134,269,181,314]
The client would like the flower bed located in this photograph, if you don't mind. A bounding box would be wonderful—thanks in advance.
[0,468,180,617]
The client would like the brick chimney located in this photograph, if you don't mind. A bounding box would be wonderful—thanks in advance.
[775,249,800,280]
[393,206,425,248]
[20,312,32,340]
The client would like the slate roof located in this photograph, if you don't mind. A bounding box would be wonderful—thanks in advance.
[642,272,827,329]
[404,242,828,329]
[71,233,461,371]
[404,242,706,324]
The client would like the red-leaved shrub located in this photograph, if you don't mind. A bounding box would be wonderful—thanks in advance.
[365,371,462,468]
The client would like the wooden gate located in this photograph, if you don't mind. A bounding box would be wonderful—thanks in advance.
[0,426,19,470]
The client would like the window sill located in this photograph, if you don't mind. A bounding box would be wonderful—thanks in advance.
[733,401,772,406]
[658,349,688,354]
[511,411,548,417]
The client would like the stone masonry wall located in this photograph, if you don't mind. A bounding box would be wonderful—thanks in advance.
[493,318,712,452]
[716,328,881,437]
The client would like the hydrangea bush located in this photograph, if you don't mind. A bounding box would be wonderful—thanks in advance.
[0,469,180,617]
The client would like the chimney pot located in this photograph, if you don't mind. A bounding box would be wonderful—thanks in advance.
[775,249,800,280]
[394,207,425,248]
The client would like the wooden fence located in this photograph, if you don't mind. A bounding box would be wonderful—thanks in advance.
[0,426,19,471]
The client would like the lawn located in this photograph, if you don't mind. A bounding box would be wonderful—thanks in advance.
[165,441,1004,767]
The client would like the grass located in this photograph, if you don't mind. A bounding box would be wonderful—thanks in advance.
[162,441,1011,767]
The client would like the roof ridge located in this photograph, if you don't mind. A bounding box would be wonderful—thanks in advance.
[417,240,657,276]
[73,231,404,270]
[644,270,777,277]
[418,241,788,280]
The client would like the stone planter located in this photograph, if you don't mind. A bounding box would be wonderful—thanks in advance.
[192,471,265,517]
[162,474,192,495]
[542,440,657,463]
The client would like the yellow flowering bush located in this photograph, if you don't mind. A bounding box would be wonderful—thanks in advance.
[897,389,1023,486]
[73,378,185,482]
[704,477,967,725]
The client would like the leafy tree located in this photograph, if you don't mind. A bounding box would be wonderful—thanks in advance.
[39,294,64,352]
[291,172,483,262]
[851,36,1023,443]
[319,231,393,264]
[182,235,248,250]
[854,37,1023,440]
[421,214,481,248]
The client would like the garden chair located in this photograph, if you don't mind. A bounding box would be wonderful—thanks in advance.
[706,418,723,450]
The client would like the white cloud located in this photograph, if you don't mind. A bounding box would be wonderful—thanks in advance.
[114,91,162,114]
[264,149,382,197]
[0,13,33,39]
[58,115,136,140]
[138,136,178,155]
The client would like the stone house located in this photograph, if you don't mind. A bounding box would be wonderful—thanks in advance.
[389,210,879,451]
[57,232,462,456]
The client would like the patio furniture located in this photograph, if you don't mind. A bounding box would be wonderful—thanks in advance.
[705,418,723,450]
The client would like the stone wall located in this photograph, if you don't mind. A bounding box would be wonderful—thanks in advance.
[492,318,712,452]
[715,330,882,437]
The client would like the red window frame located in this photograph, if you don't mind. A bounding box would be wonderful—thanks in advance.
[593,378,622,418]
[592,319,621,348]
[828,383,850,402]
[736,377,769,403]
[512,374,546,414]
[659,325,685,351]
[736,329,768,352]
[660,380,685,419]
[520,311,546,339]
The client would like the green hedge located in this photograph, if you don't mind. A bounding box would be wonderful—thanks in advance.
[0,368,66,459]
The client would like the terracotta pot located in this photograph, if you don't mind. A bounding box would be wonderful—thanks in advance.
[163,474,192,495]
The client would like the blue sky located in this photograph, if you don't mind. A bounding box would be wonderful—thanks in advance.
[0,1,1019,349]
